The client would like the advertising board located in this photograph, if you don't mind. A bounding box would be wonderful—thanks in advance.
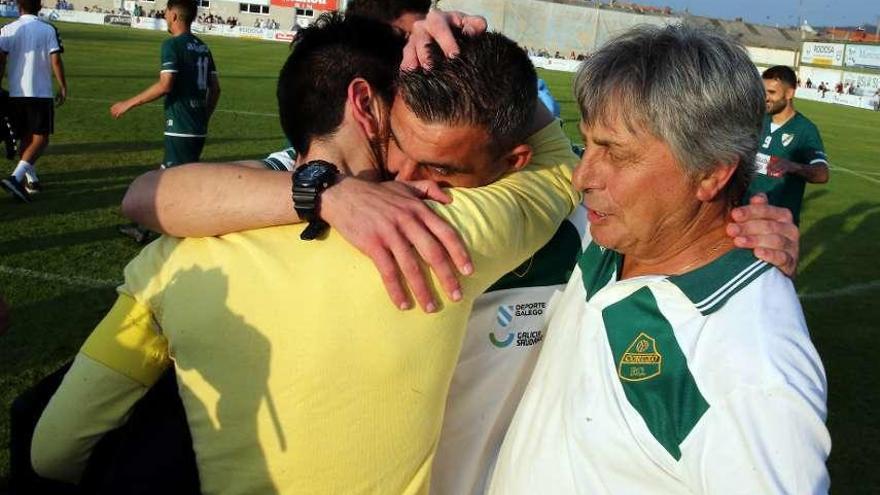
[103,14,132,27]
[40,8,107,25]
[238,26,266,39]
[801,42,845,66]
[845,44,880,70]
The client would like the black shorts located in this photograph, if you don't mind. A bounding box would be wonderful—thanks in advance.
[10,97,54,136]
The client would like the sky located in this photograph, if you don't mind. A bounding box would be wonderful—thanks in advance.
[636,0,879,28]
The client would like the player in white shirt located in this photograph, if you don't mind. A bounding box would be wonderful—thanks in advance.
[0,0,67,202]
[491,25,830,495]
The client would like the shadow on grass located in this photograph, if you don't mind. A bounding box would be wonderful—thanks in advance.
[0,283,119,491]
[797,193,880,492]
[0,154,279,223]
[0,185,131,224]
[46,135,281,157]
[0,226,120,257]
[799,197,880,294]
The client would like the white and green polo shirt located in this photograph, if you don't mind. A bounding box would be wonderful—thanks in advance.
[490,240,830,494]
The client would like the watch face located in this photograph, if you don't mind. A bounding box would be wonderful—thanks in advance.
[295,161,338,187]
[299,164,328,181]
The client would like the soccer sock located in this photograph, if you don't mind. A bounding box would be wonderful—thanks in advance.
[24,163,39,183]
[12,161,30,182]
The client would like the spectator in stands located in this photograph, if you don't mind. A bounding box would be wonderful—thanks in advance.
[554,50,561,58]
[835,82,843,94]
[806,78,812,88]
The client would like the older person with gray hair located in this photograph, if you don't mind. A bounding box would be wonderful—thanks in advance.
[489,24,830,494]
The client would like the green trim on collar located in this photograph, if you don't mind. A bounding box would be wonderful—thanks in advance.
[669,249,772,316]
[578,242,622,301]
[488,220,581,293]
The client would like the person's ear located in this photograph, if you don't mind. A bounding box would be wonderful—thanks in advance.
[348,78,386,140]
[696,162,737,202]
[498,143,533,174]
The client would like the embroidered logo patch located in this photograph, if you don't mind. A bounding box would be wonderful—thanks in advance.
[618,332,662,382]
[781,133,795,147]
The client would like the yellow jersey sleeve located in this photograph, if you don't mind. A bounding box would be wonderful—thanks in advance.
[81,293,171,386]
[429,121,581,293]
[31,241,180,483]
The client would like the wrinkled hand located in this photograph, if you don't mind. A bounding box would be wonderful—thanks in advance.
[110,101,130,119]
[55,87,67,107]
[322,177,474,312]
[401,10,488,71]
[727,193,799,277]
[766,156,799,178]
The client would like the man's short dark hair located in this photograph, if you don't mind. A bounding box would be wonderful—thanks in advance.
[398,31,537,154]
[763,65,798,88]
[277,13,405,155]
[345,0,431,24]
[166,0,196,24]
[17,0,40,14]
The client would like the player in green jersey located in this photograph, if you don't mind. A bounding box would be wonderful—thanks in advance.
[744,65,828,224]
[110,0,220,242]
[110,0,219,166]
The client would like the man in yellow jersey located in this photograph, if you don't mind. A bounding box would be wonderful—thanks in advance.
[31,15,580,494]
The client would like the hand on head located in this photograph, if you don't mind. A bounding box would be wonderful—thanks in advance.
[401,10,488,71]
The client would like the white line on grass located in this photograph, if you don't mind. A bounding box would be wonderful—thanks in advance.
[2,264,878,300]
[832,165,880,186]
[798,280,880,300]
[69,96,278,118]
[0,265,119,290]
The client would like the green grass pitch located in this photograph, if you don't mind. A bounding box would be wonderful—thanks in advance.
[1,21,879,493]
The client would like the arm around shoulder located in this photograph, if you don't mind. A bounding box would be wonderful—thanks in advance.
[122,164,299,236]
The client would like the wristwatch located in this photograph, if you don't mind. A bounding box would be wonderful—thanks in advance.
[292,160,340,240]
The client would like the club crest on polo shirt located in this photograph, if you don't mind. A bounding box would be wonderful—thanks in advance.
[618,332,662,381]
[781,133,794,147]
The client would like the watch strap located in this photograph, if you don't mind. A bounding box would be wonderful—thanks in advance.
[300,218,329,240]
